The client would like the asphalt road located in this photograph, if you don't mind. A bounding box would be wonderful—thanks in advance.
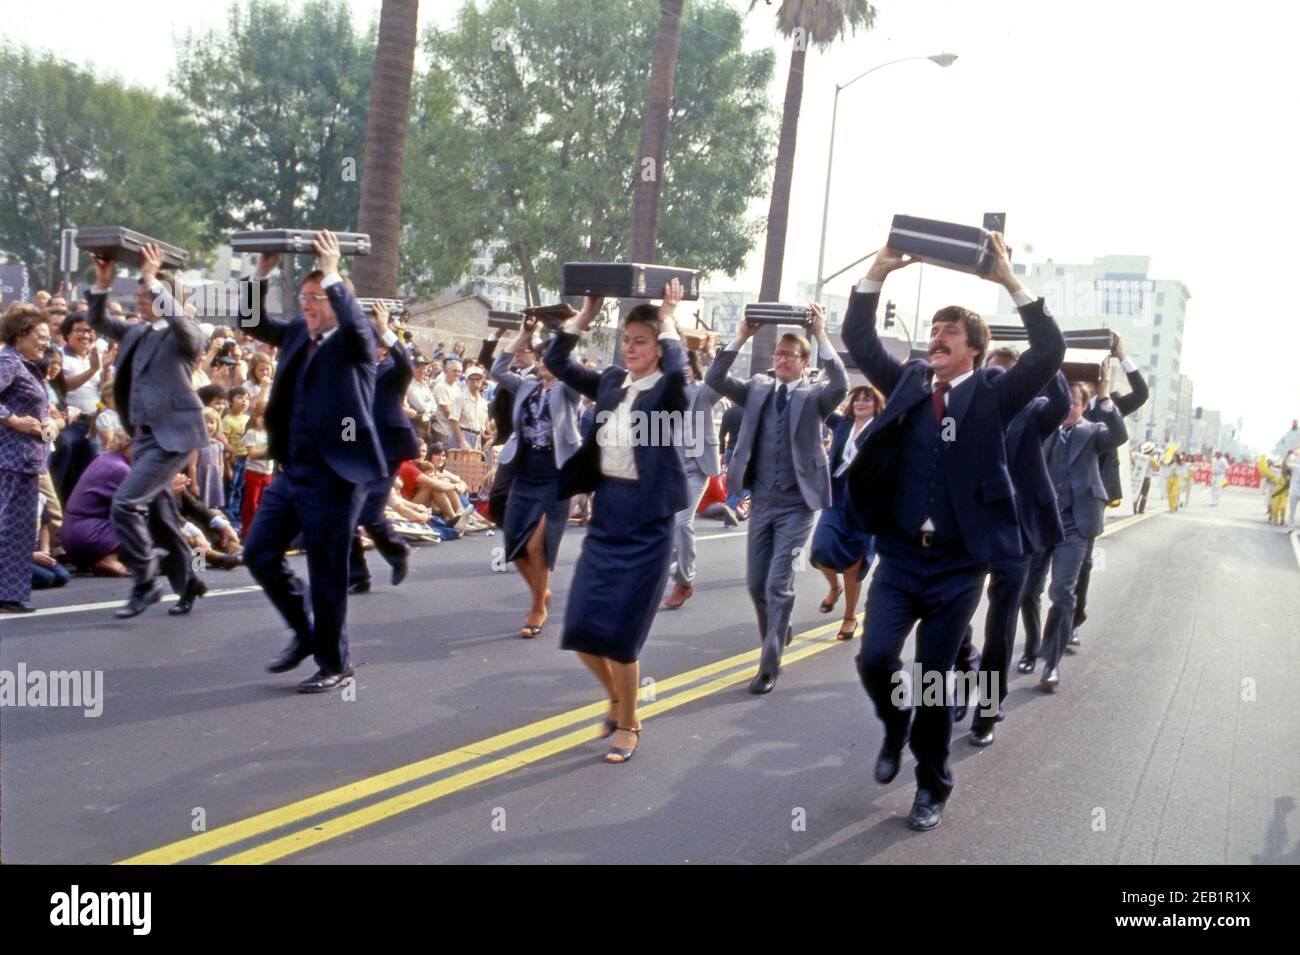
[2,485,1297,864]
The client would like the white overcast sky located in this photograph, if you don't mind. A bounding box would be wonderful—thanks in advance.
[9,0,1297,448]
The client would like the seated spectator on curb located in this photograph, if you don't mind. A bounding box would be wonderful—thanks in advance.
[60,429,133,576]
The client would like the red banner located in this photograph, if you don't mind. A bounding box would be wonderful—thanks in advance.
[1228,464,1261,488]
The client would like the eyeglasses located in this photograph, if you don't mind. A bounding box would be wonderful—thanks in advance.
[298,293,328,303]
[773,350,803,361]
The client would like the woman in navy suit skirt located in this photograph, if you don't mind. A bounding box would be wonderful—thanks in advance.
[810,385,884,640]
[544,280,688,763]
[491,318,582,638]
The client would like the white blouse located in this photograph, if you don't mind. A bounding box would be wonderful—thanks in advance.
[598,369,664,481]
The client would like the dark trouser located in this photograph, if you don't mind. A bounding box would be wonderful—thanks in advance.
[110,428,194,596]
[856,537,987,801]
[969,555,1032,733]
[1026,518,1090,674]
[746,488,816,679]
[1135,476,1150,514]
[488,456,516,528]
[349,461,410,586]
[0,468,39,603]
[1072,535,1096,629]
[244,461,364,675]
[51,418,99,506]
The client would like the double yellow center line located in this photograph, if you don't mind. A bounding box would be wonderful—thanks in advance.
[118,619,853,865]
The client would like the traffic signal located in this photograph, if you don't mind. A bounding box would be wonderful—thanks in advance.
[884,300,896,328]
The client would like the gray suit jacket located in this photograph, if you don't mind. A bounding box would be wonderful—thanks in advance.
[705,345,848,511]
[1042,402,1127,538]
[490,350,582,468]
[87,286,208,454]
[676,380,722,476]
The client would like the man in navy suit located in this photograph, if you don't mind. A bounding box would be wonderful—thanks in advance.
[957,355,1071,747]
[349,300,418,594]
[1070,333,1148,648]
[242,232,386,693]
[840,234,1065,830]
[1023,374,1127,690]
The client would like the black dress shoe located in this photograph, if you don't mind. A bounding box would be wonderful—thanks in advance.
[1016,657,1036,674]
[0,600,36,613]
[749,671,778,695]
[348,579,371,595]
[874,745,902,785]
[970,725,995,747]
[167,577,209,615]
[115,583,163,619]
[297,666,355,693]
[267,638,313,674]
[390,552,409,587]
[907,789,946,831]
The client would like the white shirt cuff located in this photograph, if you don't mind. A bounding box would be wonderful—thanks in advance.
[856,279,883,294]
[321,273,343,289]
[1010,288,1036,308]
[1121,356,1137,373]
[657,325,680,343]
[382,330,399,348]
[90,285,111,295]
[1100,398,1115,411]
[817,339,836,362]
[147,279,164,295]
[725,340,741,353]
[563,319,581,335]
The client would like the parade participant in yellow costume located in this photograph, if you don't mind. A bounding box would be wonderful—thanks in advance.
[1256,456,1290,525]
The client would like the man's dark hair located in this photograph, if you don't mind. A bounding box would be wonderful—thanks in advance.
[988,345,1020,366]
[59,311,89,340]
[197,384,226,406]
[931,306,990,368]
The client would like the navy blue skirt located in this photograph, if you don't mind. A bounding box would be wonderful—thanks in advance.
[810,479,875,580]
[560,478,674,664]
[503,443,568,568]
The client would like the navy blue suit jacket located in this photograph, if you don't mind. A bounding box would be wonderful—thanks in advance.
[543,329,689,522]
[245,278,385,485]
[840,289,1066,563]
[374,339,420,464]
[1002,370,1071,553]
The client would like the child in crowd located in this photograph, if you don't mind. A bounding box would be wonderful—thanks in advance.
[240,398,273,538]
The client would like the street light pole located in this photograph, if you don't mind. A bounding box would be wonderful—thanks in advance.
[813,53,957,304]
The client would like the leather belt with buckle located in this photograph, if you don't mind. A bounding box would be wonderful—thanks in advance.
[920,531,935,548]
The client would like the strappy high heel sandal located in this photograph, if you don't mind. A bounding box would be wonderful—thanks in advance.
[599,700,620,739]
[836,621,858,641]
[819,586,842,614]
[602,726,641,764]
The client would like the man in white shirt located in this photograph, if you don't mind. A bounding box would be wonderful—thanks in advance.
[434,358,462,447]
[455,366,489,450]
[406,354,436,441]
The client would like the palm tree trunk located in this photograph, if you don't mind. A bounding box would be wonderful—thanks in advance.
[352,0,420,298]
[627,0,684,267]
[750,41,806,374]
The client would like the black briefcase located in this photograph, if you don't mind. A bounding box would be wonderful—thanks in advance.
[74,227,189,270]
[356,297,405,317]
[487,309,523,330]
[743,303,812,327]
[562,262,700,300]
[888,214,995,276]
[989,325,1116,350]
[230,229,372,256]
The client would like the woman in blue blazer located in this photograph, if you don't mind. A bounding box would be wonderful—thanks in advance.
[490,317,583,638]
[543,280,688,763]
[811,385,884,640]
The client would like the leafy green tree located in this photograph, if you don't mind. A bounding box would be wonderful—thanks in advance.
[0,43,209,292]
[402,0,775,310]
[172,0,377,310]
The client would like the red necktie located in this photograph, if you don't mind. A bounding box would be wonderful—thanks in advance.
[931,381,950,424]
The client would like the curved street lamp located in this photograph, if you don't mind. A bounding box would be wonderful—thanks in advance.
[813,53,958,302]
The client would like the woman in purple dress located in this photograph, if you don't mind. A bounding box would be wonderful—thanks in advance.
[0,304,55,612]
[61,433,134,575]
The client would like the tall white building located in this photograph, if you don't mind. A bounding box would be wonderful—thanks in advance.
[996,255,1191,443]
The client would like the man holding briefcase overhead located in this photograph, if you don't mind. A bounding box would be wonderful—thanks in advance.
[840,232,1065,830]
[87,244,210,620]
[242,231,386,693]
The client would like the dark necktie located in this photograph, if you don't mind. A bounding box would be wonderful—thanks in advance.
[307,334,323,358]
[1060,426,1072,444]
[931,381,950,424]
[775,383,789,415]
